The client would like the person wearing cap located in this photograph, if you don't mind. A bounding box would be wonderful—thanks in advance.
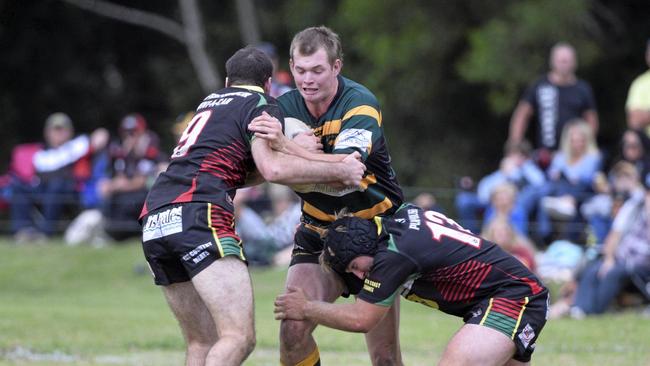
[98,113,162,241]
[9,112,108,241]
[275,204,549,365]
[625,39,650,136]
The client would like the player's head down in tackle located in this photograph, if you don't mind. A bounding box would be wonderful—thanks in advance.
[320,215,380,275]
[225,46,273,89]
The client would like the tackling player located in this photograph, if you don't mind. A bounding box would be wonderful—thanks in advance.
[275,204,549,366]
[139,47,365,366]
[249,26,404,365]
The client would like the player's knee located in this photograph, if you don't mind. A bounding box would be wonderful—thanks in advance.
[280,319,311,347]
[240,333,256,356]
[225,330,256,356]
[440,347,492,366]
[186,339,214,359]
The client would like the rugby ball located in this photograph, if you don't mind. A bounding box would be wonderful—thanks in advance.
[284,117,311,139]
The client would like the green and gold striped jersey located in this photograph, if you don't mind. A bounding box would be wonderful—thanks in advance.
[278,76,403,224]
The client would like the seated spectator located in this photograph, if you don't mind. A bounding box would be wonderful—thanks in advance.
[484,182,528,235]
[567,184,650,318]
[8,113,108,242]
[234,184,301,266]
[63,149,111,246]
[619,129,650,187]
[537,119,602,244]
[482,215,537,272]
[412,192,443,212]
[455,140,545,233]
[581,161,641,245]
[100,113,162,241]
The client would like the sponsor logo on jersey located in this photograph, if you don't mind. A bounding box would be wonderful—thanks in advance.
[335,129,372,152]
[363,278,381,293]
[142,206,183,242]
[407,208,421,230]
[197,98,234,110]
[518,323,536,349]
[182,241,214,264]
[204,91,252,100]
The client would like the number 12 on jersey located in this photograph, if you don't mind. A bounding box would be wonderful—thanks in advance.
[424,210,482,249]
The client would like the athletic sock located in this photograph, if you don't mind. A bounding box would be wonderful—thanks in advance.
[285,346,320,366]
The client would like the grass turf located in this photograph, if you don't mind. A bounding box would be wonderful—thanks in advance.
[0,239,648,365]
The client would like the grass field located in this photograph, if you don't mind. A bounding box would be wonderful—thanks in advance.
[0,239,649,366]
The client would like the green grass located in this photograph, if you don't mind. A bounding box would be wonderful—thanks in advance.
[0,239,649,365]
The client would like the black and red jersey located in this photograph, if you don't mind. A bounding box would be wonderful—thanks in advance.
[140,86,282,218]
[360,204,546,317]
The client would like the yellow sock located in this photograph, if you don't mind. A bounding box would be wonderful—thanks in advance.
[282,346,320,366]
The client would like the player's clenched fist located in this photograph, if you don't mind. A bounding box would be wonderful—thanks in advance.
[339,152,365,187]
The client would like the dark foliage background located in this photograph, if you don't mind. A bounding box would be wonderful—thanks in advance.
[2,0,649,195]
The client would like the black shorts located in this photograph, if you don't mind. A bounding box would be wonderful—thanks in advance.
[290,221,364,296]
[464,289,549,362]
[141,202,245,286]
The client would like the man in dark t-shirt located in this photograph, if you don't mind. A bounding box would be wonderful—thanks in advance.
[509,42,598,167]
[140,47,365,366]
[275,204,549,365]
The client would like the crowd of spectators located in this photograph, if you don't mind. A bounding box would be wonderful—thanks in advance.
[456,40,650,318]
[0,112,164,246]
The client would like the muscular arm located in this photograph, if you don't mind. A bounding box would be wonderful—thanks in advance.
[508,101,533,144]
[249,114,346,163]
[276,135,347,163]
[250,137,363,186]
[274,287,389,333]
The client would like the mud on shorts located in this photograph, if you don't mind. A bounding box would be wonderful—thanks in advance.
[141,202,245,286]
[290,220,364,296]
[463,288,549,362]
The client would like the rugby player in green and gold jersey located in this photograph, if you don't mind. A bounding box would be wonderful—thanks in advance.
[249,26,404,366]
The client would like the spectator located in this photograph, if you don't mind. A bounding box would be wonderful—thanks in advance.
[569,185,650,318]
[486,182,528,235]
[509,42,598,169]
[412,192,443,212]
[63,145,111,246]
[625,39,650,136]
[619,129,650,187]
[234,184,302,267]
[255,42,292,98]
[581,161,642,245]
[9,112,108,242]
[482,215,537,272]
[537,119,602,244]
[455,140,545,233]
[99,113,162,241]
